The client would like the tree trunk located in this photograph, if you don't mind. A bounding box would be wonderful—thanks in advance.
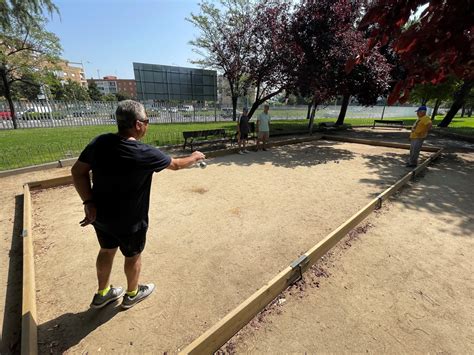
[468,107,472,117]
[461,104,465,117]
[247,88,284,119]
[306,101,312,120]
[231,95,238,121]
[0,69,17,129]
[438,80,473,127]
[308,97,318,134]
[431,98,441,120]
[335,94,350,126]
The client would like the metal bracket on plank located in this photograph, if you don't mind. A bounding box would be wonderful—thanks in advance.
[375,196,383,210]
[288,254,309,285]
[21,229,28,238]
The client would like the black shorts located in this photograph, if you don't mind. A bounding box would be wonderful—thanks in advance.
[239,132,249,140]
[93,225,147,257]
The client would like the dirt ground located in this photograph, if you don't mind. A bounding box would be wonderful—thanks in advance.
[227,151,474,353]
[27,140,428,354]
[0,167,71,353]
[0,131,472,354]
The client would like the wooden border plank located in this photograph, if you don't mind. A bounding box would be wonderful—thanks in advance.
[322,135,439,152]
[180,147,443,354]
[21,183,38,355]
[28,175,73,190]
[182,267,297,354]
[0,161,61,178]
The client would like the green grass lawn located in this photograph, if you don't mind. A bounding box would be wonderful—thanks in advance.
[1,115,472,171]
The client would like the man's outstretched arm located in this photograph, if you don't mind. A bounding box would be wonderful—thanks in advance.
[167,151,205,170]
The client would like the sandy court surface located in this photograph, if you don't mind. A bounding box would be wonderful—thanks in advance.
[230,151,474,353]
[26,140,426,353]
[0,167,71,353]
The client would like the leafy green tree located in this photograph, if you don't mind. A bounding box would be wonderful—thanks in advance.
[409,77,459,119]
[44,72,64,99]
[0,0,58,30]
[87,81,102,101]
[0,73,41,100]
[101,93,117,102]
[116,91,131,101]
[0,16,61,128]
[61,79,90,101]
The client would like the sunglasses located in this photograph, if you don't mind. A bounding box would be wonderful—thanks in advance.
[137,118,149,125]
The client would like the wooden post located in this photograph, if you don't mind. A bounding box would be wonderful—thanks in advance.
[21,183,38,355]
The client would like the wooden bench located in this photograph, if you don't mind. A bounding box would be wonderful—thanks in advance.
[183,129,227,150]
[372,119,404,129]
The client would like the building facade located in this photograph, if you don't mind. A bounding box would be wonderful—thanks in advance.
[133,62,217,102]
[116,79,137,99]
[53,60,88,87]
[87,76,137,98]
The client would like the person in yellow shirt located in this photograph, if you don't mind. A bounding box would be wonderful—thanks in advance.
[407,105,432,167]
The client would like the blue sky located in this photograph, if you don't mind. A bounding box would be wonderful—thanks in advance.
[46,0,202,80]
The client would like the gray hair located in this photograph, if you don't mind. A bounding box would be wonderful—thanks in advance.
[115,100,146,130]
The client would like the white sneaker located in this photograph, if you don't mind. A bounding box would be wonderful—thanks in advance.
[243,150,250,153]
[121,284,155,309]
[238,151,244,155]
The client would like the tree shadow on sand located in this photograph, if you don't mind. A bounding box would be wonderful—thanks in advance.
[37,304,122,353]
[214,140,356,169]
[361,151,473,237]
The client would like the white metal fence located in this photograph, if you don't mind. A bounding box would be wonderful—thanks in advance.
[0,100,429,130]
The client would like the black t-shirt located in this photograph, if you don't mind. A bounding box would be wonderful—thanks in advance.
[78,133,171,233]
[239,115,250,134]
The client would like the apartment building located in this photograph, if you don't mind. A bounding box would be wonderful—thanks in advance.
[54,60,88,87]
[87,76,137,98]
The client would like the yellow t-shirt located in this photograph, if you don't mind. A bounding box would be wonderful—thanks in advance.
[410,115,432,139]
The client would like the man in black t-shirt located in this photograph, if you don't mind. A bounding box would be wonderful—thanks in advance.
[72,100,205,309]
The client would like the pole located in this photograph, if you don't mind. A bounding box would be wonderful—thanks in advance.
[42,84,53,123]
[380,104,386,120]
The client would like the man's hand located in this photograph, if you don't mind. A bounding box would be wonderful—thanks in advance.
[191,151,206,162]
[80,202,96,227]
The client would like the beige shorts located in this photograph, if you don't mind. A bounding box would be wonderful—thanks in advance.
[258,131,269,141]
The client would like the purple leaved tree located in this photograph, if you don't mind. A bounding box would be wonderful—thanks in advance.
[354,0,473,127]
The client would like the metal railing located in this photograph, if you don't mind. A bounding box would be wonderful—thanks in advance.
[0,100,428,130]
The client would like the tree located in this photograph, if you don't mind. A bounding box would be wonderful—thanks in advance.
[0,16,61,128]
[409,76,458,119]
[355,0,473,126]
[0,73,41,100]
[87,81,102,101]
[1,0,58,30]
[116,91,131,101]
[335,50,392,125]
[244,0,293,119]
[61,79,90,101]
[188,0,254,120]
[188,0,292,120]
[284,0,393,127]
[101,93,117,102]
